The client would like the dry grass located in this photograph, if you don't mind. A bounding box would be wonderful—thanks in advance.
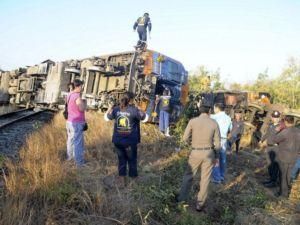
[0,111,299,225]
[0,111,175,225]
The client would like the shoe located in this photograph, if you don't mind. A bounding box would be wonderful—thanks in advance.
[264,181,277,188]
[262,180,272,185]
[211,179,222,184]
[196,202,204,212]
[274,191,281,197]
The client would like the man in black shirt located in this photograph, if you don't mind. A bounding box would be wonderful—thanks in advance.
[228,110,244,154]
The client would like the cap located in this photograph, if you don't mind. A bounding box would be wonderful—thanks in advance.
[271,110,281,118]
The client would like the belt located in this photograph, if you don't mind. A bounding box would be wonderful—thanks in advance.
[221,137,228,140]
[192,147,212,151]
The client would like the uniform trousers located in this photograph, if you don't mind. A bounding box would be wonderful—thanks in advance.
[178,150,214,206]
[278,160,294,197]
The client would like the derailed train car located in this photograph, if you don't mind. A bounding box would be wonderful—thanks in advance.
[0,49,188,121]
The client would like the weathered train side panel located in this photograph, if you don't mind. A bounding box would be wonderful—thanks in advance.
[44,62,69,105]
[0,71,10,103]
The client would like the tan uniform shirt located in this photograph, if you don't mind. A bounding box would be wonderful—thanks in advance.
[267,126,300,163]
[183,114,221,153]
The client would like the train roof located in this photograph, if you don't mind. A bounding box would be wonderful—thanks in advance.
[80,49,186,67]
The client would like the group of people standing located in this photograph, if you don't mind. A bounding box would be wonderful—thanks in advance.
[176,103,244,211]
[260,111,300,197]
[64,80,300,213]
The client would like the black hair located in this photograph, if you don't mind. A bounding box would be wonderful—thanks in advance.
[199,106,210,114]
[214,103,225,111]
[284,115,294,124]
[126,92,135,100]
[73,79,83,87]
[120,94,130,110]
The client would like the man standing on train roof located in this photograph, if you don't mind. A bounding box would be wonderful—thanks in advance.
[133,13,152,49]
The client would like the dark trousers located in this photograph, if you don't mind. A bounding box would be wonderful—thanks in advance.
[137,27,147,42]
[268,161,280,183]
[278,161,294,197]
[229,136,240,154]
[114,143,138,177]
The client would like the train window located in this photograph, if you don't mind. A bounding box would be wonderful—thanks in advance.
[86,71,96,94]
[167,61,182,82]
[167,61,179,75]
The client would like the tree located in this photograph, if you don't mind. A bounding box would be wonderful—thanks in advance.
[188,66,224,92]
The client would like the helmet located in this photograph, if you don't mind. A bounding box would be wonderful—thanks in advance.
[144,12,149,17]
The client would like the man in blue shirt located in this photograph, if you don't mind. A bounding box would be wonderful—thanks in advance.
[133,13,152,49]
[210,103,232,183]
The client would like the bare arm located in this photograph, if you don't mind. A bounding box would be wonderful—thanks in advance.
[75,97,87,112]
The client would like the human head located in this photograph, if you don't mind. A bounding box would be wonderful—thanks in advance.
[126,92,135,104]
[144,13,149,17]
[163,89,169,96]
[214,103,225,113]
[199,106,210,114]
[271,110,281,124]
[234,110,243,121]
[120,93,130,110]
[284,115,294,127]
[73,79,83,92]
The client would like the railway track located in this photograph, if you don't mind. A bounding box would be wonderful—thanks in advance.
[0,108,55,158]
[0,108,44,129]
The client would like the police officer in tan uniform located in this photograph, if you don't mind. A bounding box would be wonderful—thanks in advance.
[177,106,221,211]
[268,115,300,197]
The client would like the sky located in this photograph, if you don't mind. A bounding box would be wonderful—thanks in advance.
[0,0,300,84]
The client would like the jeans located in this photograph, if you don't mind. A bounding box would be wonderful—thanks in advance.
[66,121,85,166]
[159,110,169,133]
[212,139,227,182]
[291,158,300,181]
[114,144,138,177]
[137,27,147,41]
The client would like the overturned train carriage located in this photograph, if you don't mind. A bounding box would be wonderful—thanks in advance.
[79,50,188,122]
[0,50,188,121]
